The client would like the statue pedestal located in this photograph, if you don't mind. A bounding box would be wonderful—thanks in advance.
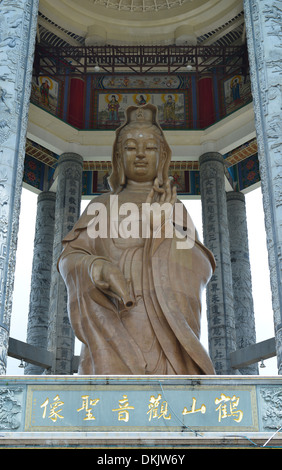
[1,375,281,449]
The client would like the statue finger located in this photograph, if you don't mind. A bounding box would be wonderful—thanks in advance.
[146,188,154,204]
[160,190,166,202]
[95,279,110,291]
[108,273,134,308]
[165,179,172,202]
[171,185,177,205]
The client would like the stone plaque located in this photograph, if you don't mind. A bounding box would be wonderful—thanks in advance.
[25,383,258,432]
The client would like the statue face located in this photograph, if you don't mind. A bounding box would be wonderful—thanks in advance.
[120,126,161,183]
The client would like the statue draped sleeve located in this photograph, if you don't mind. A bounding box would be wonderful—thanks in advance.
[58,195,216,375]
[148,226,215,374]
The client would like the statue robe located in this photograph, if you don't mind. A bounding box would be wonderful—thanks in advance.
[58,193,216,375]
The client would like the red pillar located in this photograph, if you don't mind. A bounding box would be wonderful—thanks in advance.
[68,78,85,129]
[197,77,215,128]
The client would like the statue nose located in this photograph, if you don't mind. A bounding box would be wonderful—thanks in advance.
[136,145,146,158]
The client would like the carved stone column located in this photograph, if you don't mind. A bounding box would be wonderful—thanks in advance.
[244,0,282,373]
[227,191,259,375]
[25,191,56,375]
[199,152,237,375]
[0,0,39,374]
[47,153,83,375]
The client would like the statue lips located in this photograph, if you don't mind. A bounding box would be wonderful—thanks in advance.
[134,161,148,170]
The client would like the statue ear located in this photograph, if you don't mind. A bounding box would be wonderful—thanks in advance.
[108,148,125,192]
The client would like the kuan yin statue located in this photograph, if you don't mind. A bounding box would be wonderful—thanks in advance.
[58,103,216,375]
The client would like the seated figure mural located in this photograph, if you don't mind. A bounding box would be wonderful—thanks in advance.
[58,103,216,375]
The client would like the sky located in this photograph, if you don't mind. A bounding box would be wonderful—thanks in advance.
[6,184,278,375]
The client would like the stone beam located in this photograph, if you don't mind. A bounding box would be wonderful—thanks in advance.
[230,337,276,370]
[8,337,53,370]
[7,337,277,374]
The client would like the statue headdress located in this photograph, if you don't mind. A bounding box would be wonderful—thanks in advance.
[108,103,172,193]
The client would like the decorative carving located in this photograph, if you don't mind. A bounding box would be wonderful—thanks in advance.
[263,3,282,38]
[47,153,83,375]
[260,387,282,431]
[226,192,258,374]
[244,0,282,373]
[199,153,236,375]
[0,0,39,374]
[0,386,23,430]
[0,172,9,326]
[25,192,56,375]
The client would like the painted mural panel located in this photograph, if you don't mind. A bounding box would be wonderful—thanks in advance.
[237,154,260,191]
[101,74,184,89]
[223,74,252,115]
[31,76,61,116]
[95,91,187,129]
[23,155,45,191]
[29,72,253,131]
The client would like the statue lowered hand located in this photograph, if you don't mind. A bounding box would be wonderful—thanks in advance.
[91,258,134,309]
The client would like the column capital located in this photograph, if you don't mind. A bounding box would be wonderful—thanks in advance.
[199,152,224,166]
[58,153,83,167]
[37,191,56,203]
[226,191,245,203]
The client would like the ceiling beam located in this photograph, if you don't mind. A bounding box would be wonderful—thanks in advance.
[34,43,248,76]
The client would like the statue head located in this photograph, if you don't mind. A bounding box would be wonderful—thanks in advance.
[108,103,171,193]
